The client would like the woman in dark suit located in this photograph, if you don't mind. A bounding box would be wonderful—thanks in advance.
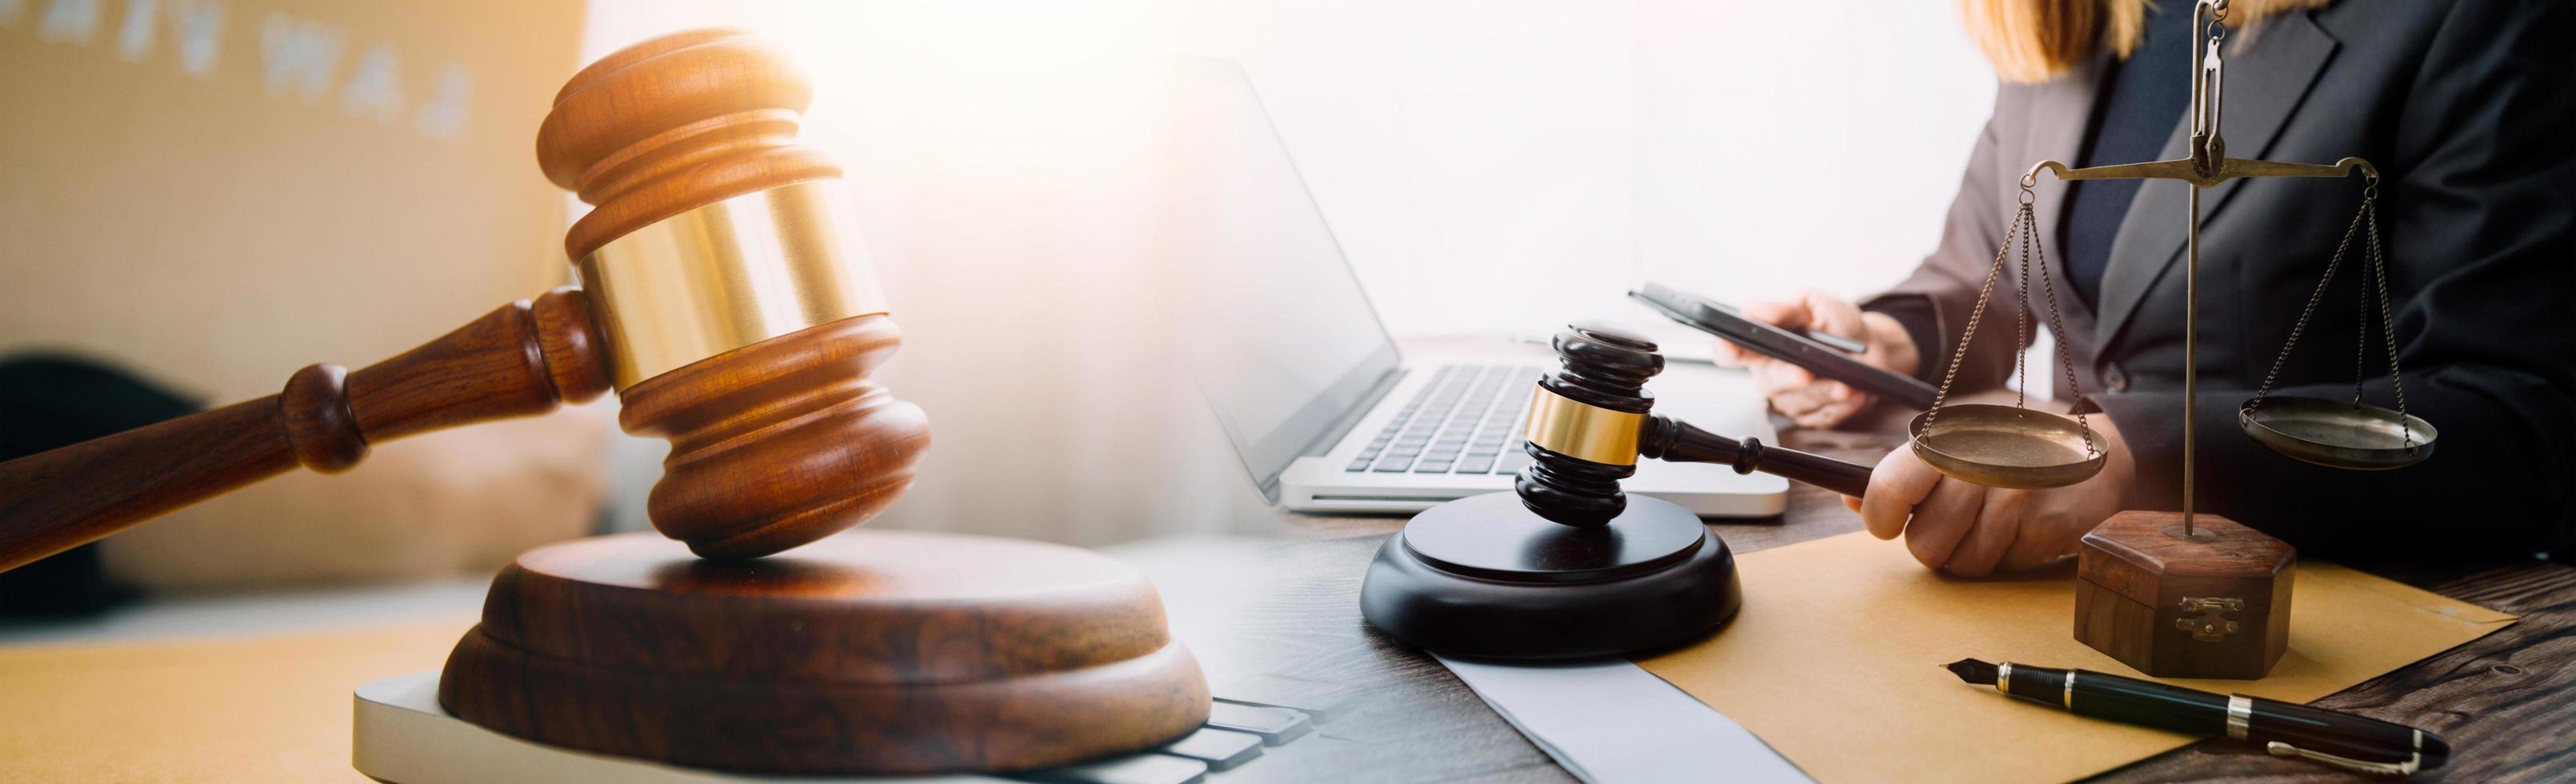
[1718,0,2574,575]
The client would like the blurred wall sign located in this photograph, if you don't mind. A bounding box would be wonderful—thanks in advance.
[0,0,585,399]
[10,0,473,139]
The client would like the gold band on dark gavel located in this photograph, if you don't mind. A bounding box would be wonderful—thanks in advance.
[1522,385,1645,466]
[576,179,890,390]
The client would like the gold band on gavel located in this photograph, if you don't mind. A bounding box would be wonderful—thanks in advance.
[577,179,890,390]
[1522,385,1645,466]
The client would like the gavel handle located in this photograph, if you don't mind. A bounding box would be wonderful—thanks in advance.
[0,287,610,573]
[1640,415,1874,498]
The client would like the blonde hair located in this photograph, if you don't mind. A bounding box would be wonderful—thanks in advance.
[1962,0,2334,83]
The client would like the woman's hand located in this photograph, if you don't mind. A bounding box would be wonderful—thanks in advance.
[1843,414,2135,577]
[1712,290,1920,430]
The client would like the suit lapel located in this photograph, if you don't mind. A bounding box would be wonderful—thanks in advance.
[2024,53,2103,324]
[2093,11,2341,351]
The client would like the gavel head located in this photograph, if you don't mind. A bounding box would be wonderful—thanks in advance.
[539,29,930,559]
[1516,322,1663,526]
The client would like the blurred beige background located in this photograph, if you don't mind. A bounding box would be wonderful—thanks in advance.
[0,0,604,588]
[3,0,2000,584]
[0,0,581,399]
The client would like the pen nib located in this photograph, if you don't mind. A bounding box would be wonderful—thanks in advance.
[1945,658,1999,685]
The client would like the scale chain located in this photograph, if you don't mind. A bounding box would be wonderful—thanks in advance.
[1923,186,2031,427]
[1922,180,2098,460]
[2353,200,2371,409]
[2026,203,2097,456]
[2015,196,2032,414]
[2246,194,2365,414]
[2365,192,2416,450]
[2243,178,2410,451]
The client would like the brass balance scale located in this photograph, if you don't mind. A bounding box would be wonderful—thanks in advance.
[1906,0,2434,679]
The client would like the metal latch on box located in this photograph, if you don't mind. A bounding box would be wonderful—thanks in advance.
[2175,596,2243,642]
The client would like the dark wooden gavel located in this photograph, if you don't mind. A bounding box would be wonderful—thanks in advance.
[0,29,930,571]
[1518,322,1875,526]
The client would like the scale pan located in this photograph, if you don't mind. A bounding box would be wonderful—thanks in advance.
[2239,396,2435,470]
[1908,404,2106,490]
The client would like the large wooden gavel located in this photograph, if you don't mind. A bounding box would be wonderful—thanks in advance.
[0,30,930,571]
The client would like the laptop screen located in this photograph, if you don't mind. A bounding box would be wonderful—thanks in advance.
[1172,58,1401,498]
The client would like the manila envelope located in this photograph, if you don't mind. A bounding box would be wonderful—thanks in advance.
[1636,531,2516,783]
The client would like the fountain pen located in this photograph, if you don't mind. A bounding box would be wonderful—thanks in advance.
[1946,658,2447,776]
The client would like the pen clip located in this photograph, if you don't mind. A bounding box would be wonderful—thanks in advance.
[2265,741,2420,776]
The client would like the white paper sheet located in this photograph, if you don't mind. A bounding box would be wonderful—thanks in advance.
[1436,654,1811,784]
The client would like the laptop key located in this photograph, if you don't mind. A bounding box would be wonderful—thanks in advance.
[1206,702,1313,746]
[1158,728,1263,771]
[1009,754,1207,784]
[1413,462,1453,474]
[1346,458,1373,472]
[1373,458,1415,472]
[1457,457,1495,474]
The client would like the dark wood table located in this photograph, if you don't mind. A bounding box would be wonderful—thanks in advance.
[1115,407,2576,782]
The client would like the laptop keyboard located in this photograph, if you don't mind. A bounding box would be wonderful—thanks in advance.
[1346,363,1544,475]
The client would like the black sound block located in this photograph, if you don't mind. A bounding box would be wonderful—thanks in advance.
[1358,492,1741,661]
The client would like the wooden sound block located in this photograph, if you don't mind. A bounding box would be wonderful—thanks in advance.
[2075,511,2294,679]
[437,530,1210,775]
[1360,492,1741,661]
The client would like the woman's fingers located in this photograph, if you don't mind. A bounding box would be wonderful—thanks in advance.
[1996,506,2088,572]
[1712,338,1750,366]
[1755,362,1816,389]
[1755,366,1834,421]
[1943,490,2027,578]
[1792,408,1845,430]
[1742,298,1810,330]
[1723,298,1808,369]
[1799,290,1867,339]
[1998,535,2077,573]
[1905,479,1983,570]
[1769,386,1826,418]
[1859,446,1943,539]
[1794,397,1863,429]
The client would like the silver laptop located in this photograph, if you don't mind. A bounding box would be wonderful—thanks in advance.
[1173,58,1786,516]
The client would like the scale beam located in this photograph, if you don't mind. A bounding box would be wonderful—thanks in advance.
[2024,156,2378,189]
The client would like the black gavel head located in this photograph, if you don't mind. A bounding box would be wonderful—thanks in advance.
[1516,322,1664,526]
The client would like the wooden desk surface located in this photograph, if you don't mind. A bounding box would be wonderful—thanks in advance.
[2,399,2566,781]
[1123,407,2576,782]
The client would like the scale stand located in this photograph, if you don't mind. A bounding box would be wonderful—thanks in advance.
[1914,0,2436,679]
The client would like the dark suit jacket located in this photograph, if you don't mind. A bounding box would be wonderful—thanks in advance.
[1864,0,2575,560]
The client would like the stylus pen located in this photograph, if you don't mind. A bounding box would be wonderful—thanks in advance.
[1523,328,1860,357]
[1945,658,2448,776]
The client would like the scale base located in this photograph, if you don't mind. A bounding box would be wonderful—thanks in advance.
[2075,511,2294,679]
[1358,492,1741,661]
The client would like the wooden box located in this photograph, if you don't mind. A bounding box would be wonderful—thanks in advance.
[2074,511,2294,679]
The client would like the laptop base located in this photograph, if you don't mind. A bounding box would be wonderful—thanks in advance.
[1358,493,1741,661]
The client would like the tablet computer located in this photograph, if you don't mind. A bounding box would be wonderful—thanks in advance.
[1630,282,1941,410]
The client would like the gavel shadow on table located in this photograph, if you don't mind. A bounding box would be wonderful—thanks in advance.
[0,29,1209,775]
